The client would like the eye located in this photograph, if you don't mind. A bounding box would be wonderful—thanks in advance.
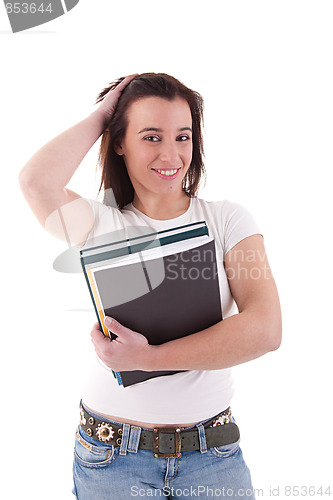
[176,134,190,142]
[144,135,160,142]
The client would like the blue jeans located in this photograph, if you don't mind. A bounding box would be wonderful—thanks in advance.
[72,405,255,499]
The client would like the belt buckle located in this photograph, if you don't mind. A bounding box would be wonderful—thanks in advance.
[153,427,182,458]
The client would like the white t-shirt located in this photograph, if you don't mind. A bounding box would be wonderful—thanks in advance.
[80,197,261,424]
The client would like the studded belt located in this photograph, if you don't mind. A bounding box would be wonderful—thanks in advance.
[79,401,240,458]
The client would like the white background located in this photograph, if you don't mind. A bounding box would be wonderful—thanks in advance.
[1,1,332,498]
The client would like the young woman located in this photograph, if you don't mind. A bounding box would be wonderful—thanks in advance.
[19,73,282,499]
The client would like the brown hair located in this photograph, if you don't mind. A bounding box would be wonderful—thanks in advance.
[95,73,206,209]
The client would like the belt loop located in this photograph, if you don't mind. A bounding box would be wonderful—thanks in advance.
[196,423,208,454]
[127,426,142,453]
[119,423,131,456]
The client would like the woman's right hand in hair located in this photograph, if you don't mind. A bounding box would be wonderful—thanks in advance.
[94,74,137,128]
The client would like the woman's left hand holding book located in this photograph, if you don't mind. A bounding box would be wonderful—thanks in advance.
[91,317,155,372]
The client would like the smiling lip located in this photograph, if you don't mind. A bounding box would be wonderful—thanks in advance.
[152,168,181,179]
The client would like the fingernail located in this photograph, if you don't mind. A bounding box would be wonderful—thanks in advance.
[104,317,112,326]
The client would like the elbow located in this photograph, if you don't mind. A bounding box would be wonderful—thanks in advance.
[264,314,282,352]
[268,330,282,352]
[18,168,43,197]
[18,168,33,194]
[245,306,282,354]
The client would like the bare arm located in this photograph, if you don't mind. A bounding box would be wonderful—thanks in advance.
[18,75,136,246]
[91,234,282,372]
[18,111,105,245]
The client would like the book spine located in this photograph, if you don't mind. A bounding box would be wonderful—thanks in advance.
[82,224,209,265]
[114,372,123,386]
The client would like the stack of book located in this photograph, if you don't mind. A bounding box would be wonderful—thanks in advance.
[80,221,222,387]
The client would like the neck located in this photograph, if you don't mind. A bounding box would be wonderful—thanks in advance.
[132,192,191,220]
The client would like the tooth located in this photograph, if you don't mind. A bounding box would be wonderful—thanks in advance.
[156,169,178,176]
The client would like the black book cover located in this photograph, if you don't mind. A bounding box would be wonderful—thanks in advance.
[93,238,222,387]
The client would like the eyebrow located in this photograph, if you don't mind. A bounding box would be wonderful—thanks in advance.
[138,127,192,134]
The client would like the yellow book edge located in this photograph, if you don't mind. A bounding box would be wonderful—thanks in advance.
[87,268,109,338]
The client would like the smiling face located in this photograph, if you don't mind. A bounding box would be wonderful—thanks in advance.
[115,96,193,203]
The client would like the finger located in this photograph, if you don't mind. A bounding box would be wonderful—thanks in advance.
[90,325,109,345]
[91,334,113,365]
[121,73,138,84]
[90,322,104,340]
[103,317,131,345]
[116,74,138,91]
[124,73,138,81]
[104,316,117,328]
[104,316,124,336]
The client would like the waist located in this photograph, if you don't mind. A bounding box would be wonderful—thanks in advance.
[78,400,237,457]
[83,403,206,429]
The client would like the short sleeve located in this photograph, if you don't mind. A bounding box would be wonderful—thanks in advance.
[82,199,126,249]
[222,200,262,256]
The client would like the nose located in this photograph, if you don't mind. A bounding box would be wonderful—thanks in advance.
[159,140,181,166]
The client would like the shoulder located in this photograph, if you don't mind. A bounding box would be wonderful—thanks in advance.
[195,197,257,225]
[194,198,262,255]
